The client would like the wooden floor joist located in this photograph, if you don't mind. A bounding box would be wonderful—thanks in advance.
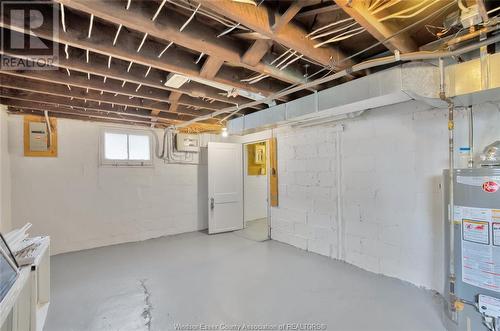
[200,57,225,80]
[334,0,418,53]
[1,98,175,126]
[199,0,355,70]
[242,40,273,67]
[1,47,265,110]
[55,0,306,85]
[10,108,170,128]
[0,74,186,116]
[0,6,287,98]
[0,87,211,121]
[0,0,459,129]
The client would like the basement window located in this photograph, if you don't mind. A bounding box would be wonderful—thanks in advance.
[100,128,153,167]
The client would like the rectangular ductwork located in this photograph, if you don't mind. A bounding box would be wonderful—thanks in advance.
[228,62,439,134]
[228,53,500,135]
[446,52,500,106]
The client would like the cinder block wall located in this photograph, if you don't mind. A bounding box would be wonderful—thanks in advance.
[270,100,500,292]
[7,116,210,255]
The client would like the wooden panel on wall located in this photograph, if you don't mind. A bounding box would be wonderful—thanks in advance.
[23,115,58,157]
[269,137,278,207]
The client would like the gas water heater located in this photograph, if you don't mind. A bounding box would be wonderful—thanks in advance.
[445,142,500,331]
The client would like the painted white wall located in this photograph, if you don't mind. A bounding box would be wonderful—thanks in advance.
[243,143,268,222]
[0,107,12,233]
[270,99,500,292]
[7,116,212,255]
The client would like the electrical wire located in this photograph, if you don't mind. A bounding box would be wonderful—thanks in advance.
[166,0,249,31]
[175,0,459,128]
[379,0,440,22]
[314,27,366,48]
[371,0,402,15]
[310,21,359,40]
[488,5,500,16]
[179,3,201,32]
[306,18,354,38]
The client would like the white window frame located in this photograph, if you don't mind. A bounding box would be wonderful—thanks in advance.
[99,127,154,167]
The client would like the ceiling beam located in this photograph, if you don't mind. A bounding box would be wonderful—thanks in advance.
[0,7,288,98]
[0,73,199,116]
[0,69,182,108]
[198,0,354,70]
[54,0,306,85]
[152,91,182,116]
[0,98,172,126]
[1,46,242,110]
[242,40,273,67]
[9,108,169,128]
[200,57,225,80]
[296,4,341,18]
[333,0,418,53]
[0,87,215,122]
[0,88,189,122]
[272,2,303,34]
[168,91,182,113]
[9,107,222,131]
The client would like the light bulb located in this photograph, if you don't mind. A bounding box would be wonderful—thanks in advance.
[221,127,228,137]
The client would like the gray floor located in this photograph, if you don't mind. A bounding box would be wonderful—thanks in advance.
[45,231,446,331]
[234,218,269,242]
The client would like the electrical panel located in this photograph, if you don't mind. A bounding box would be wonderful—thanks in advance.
[176,133,200,152]
[28,122,49,152]
[24,115,57,157]
[247,142,266,176]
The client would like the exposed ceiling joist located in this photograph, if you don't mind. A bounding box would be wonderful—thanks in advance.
[0,8,286,98]
[0,69,184,108]
[10,108,168,128]
[165,91,182,115]
[0,47,250,109]
[0,74,209,117]
[198,0,354,70]
[334,0,418,53]
[0,98,175,126]
[272,2,303,34]
[242,40,273,67]
[0,88,189,122]
[54,0,306,85]
[200,57,225,80]
[296,4,341,18]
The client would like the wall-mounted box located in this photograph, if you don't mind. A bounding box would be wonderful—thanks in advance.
[176,133,199,152]
[23,116,57,157]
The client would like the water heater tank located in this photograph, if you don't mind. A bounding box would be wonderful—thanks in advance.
[444,168,500,330]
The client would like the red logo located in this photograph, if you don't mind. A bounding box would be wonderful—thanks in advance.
[482,181,499,193]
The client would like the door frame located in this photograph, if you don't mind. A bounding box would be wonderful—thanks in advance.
[243,139,271,239]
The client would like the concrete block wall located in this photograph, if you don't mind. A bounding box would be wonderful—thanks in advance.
[271,125,340,259]
[6,116,210,255]
[271,99,500,292]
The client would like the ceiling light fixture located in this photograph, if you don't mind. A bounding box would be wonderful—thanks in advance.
[164,73,190,88]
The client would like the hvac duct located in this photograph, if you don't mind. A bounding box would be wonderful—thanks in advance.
[228,52,500,135]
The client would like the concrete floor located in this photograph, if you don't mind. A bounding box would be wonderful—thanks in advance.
[45,231,446,331]
[234,218,269,242]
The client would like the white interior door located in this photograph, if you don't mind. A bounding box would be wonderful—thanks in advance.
[208,142,243,234]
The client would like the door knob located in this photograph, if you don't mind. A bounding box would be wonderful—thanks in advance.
[210,197,215,210]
